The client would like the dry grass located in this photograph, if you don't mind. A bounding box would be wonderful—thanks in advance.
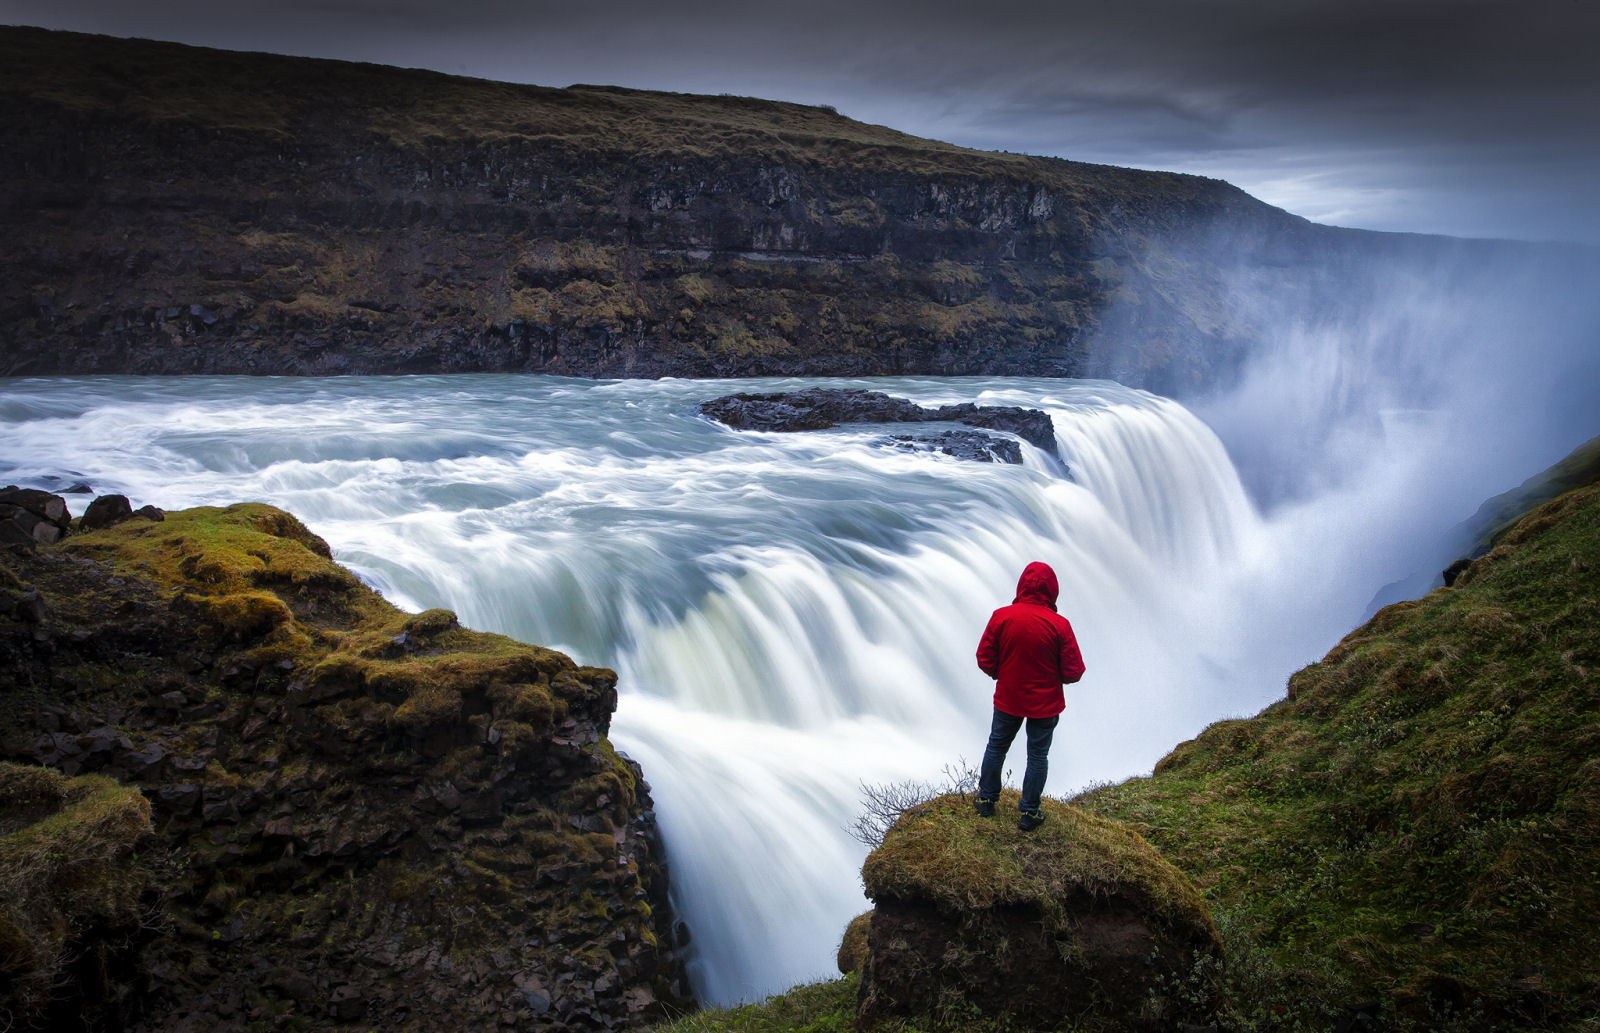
[862,791,1214,938]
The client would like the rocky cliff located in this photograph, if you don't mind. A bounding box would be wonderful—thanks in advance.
[0,26,1533,393]
[0,493,690,1032]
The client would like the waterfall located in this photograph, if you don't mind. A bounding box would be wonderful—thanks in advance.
[0,372,1530,1003]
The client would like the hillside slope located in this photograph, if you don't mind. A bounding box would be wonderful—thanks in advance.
[0,26,1530,390]
[1077,480,1600,1024]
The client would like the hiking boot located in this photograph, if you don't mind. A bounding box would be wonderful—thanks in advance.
[1017,808,1045,832]
[973,796,996,817]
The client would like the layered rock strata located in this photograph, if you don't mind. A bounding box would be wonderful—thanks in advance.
[0,25,1502,392]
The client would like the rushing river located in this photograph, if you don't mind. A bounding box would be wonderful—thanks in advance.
[0,373,1576,1002]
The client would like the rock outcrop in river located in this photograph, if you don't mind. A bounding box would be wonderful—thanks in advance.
[698,388,1058,463]
[0,26,1553,393]
[0,496,690,1032]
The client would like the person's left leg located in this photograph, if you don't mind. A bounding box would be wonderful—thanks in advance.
[1018,714,1060,814]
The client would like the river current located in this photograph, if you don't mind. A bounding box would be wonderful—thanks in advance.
[0,373,1552,1002]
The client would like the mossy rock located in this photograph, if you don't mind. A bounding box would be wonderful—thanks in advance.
[0,763,152,1023]
[836,910,871,974]
[858,792,1220,1031]
[13,500,692,1027]
[62,503,574,746]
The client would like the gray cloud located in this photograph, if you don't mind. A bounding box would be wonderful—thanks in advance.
[5,0,1597,242]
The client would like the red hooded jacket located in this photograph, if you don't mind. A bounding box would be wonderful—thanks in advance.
[976,561,1085,718]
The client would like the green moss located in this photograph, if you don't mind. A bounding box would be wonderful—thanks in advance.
[67,503,342,594]
[836,911,871,974]
[194,589,296,642]
[653,974,860,1033]
[63,503,577,744]
[0,763,152,1018]
[862,791,1213,938]
[1077,483,1600,1006]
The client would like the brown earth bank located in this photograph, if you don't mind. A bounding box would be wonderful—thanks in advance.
[0,488,692,1032]
[0,26,1567,394]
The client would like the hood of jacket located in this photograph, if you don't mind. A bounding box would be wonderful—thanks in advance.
[1012,561,1059,610]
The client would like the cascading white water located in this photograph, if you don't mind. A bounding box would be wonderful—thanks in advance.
[0,371,1559,1003]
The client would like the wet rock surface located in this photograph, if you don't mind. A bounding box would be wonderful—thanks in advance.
[0,492,693,1032]
[880,431,1024,464]
[699,388,1057,462]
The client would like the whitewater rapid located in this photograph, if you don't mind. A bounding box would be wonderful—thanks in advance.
[0,373,1506,1003]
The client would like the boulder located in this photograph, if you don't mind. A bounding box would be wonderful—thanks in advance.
[0,487,68,525]
[857,792,1221,1031]
[0,487,73,546]
[80,494,134,531]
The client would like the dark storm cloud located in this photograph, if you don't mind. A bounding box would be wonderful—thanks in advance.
[6,0,1597,242]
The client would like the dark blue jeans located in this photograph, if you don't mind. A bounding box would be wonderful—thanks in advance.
[978,708,1059,813]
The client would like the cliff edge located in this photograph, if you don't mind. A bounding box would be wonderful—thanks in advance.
[0,496,690,1031]
[0,25,1521,392]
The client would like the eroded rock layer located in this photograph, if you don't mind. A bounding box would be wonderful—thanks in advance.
[0,499,691,1032]
[0,26,1487,391]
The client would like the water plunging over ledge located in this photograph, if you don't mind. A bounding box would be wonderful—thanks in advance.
[0,373,1549,1003]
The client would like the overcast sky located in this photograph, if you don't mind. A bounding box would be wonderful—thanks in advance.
[5,0,1598,244]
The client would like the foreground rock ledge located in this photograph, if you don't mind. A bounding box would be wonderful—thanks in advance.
[857,792,1220,1032]
[0,498,691,1032]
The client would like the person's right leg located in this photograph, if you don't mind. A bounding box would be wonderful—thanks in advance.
[1018,714,1060,814]
[977,708,1024,812]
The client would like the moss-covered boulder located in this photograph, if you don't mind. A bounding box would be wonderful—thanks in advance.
[836,910,872,974]
[0,762,152,1029]
[857,791,1220,1031]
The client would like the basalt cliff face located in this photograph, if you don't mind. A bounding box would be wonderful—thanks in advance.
[0,26,1513,393]
[0,495,691,1032]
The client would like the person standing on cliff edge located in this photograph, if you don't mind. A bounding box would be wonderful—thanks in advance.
[974,560,1085,831]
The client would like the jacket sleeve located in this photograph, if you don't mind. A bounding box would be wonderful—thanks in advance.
[976,612,1001,679]
[1058,618,1085,684]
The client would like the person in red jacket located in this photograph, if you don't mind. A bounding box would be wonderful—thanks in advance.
[974,560,1085,831]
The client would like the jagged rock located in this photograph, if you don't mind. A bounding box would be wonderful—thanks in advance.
[0,501,692,1032]
[857,793,1221,1031]
[700,388,1062,460]
[0,487,69,525]
[882,430,1024,464]
[0,519,36,549]
[12,589,47,623]
[153,784,201,814]
[328,984,366,1021]
[80,494,134,530]
[0,487,74,546]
